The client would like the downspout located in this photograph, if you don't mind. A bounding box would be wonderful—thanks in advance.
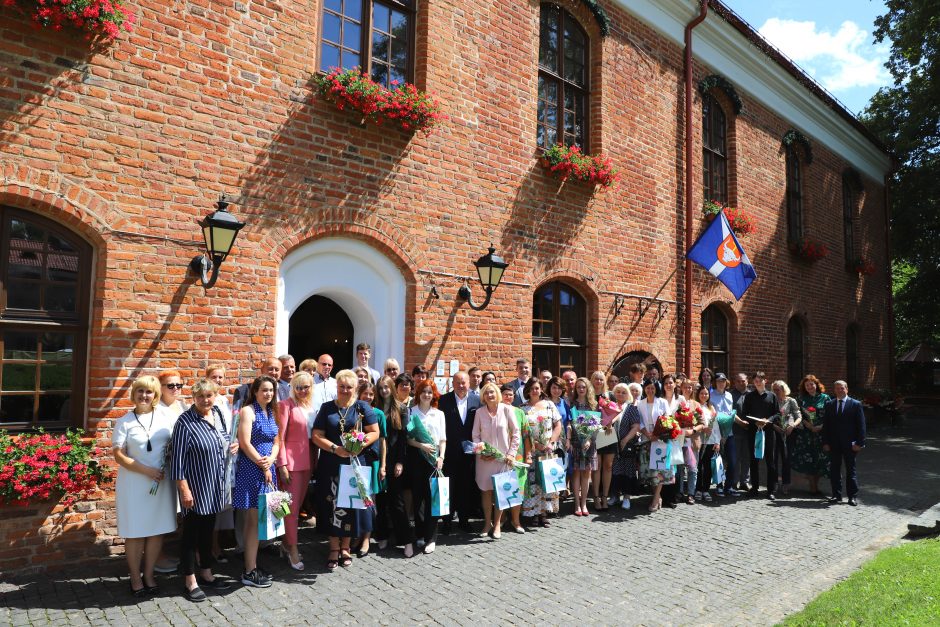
[883,173,895,395]
[683,0,708,376]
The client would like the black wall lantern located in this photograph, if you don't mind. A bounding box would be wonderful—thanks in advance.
[457,246,509,311]
[189,195,246,289]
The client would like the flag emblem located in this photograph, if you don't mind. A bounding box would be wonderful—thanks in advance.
[717,234,742,268]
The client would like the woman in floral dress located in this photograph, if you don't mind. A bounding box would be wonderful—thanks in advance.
[521,378,562,526]
[791,374,831,496]
[567,377,598,516]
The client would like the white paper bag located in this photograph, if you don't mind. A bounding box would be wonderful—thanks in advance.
[491,470,523,510]
[648,441,673,471]
[594,418,620,449]
[257,492,285,540]
[538,457,567,494]
[337,463,372,510]
[430,473,450,516]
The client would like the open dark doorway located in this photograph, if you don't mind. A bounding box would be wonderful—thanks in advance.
[611,350,663,382]
[288,295,354,371]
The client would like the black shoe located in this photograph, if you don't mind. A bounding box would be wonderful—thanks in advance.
[440,520,452,535]
[747,489,759,497]
[848,497,858,506]
[257,567,274,581]
[241,569,273,588]
[197,576,231,590]
[144,584,160,595]
[827,496,843,504]
[185,586,207,602]
[130,585,147,598]
[458,520,472,533]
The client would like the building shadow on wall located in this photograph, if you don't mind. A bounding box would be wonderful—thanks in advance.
[0,15,110,135]
[235,76,417,242]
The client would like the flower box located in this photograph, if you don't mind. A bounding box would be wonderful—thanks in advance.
[851,256,875,275]
[702,200,755,236]
[313,68,447,135]
[540,144,620,188]
[789,237,829,262]
[3,0,134,40]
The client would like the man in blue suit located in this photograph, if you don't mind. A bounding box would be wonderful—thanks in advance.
[822,380,866,506]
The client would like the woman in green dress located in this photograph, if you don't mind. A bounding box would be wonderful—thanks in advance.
[791,374,831,496]
[501,384,529,532]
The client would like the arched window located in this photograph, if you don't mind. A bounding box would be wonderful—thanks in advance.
[532,281,586,376]
[537,4,589,150]
[702,93,728,205]
[701,304,728,376]
[785,146,803,244]
[842,175,856,266]
[846,324,859,390]
[319,0,415,88]
[787,316,805,387]
[0,208,92,430]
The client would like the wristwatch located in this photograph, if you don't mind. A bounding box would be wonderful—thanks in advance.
[330,443,337,454]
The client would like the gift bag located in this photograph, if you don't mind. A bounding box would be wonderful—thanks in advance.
[649,441,673,471]
[671,435,686,465]
[538,456,567,494]
[491,470,523,510]
[754,430,765,460]
[711,453,726,485]
[257,490,285,540]
[337,463,373,509]
[430,471,450,517]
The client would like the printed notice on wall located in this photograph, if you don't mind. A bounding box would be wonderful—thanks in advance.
[436,360,446,376]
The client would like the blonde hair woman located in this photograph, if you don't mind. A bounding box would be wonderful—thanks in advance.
[113,375,178,596]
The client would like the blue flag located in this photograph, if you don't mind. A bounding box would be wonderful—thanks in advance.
[687,212,756,300]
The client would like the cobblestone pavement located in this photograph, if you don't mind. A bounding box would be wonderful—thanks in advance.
[3,417,940,626]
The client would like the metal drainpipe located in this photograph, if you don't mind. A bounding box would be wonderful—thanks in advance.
[683,0,708,376]
[883,173,895,395]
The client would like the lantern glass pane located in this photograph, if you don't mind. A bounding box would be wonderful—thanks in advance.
[210,226,237,256]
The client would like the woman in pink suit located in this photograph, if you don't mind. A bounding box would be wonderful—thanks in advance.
[276,371,316,571]
[472,382,521,540]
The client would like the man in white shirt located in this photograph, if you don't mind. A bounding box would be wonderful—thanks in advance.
[355,342,382,384]
[311,354,337,416]
[440,371,481,532]
[467,366,483,401]
[232,357,282,413]
[507,358,531,407]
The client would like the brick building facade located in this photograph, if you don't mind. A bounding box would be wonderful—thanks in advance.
[0,0,891,571]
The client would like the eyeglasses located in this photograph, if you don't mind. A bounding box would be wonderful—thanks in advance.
[164,383,184,390]
[296,385,312,391]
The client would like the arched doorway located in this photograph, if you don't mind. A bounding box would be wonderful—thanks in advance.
[277,237,406,371]
[611,350,663,381]
[288,295,354,370]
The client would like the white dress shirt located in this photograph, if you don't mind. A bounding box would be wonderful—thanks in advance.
[312,374,337,416]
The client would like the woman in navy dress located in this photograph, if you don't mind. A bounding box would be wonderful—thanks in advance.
[311,369,380,570]
[233,375,281,588]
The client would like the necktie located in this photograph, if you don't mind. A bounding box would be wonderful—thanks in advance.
[838,399,844,415]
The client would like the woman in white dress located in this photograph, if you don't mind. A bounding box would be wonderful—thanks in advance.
[112,375,178,596]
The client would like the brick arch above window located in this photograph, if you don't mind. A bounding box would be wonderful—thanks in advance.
[697,74,742,115]
[782,128,813,164]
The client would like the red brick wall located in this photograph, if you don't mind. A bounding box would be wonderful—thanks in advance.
[0,0,889,570]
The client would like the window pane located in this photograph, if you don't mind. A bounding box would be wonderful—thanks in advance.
[343,22,361,53]
[9,219,43,242]
[0,395,33,423]
[389,66,406,87]
[42,332,73,354]
[45,285,77,312]
[339,49,361,71]
[38,393,70,422]
[4,331,38,359]
[322,12,342,44]
[344,0,362,21]
[371,62,389,88]
[47,254,78,282]
[8,249,43,279]
[6,280,40,309]
[325,0,342,13]
[373,3,390,31]
[3,363,35,391]
[539,6,559,71]
[391,8,407,34]
[41,363,71,391]
[390,36,407,70]
[47,234,75,252]
[321,43,341,72]
[372,31,390,62]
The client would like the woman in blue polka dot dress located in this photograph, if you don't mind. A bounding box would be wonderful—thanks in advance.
[233,375,281,588]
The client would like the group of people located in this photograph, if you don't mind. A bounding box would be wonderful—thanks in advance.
[112,347,867,602]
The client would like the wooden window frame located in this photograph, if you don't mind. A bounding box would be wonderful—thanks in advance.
[842,176,856,267]
[785,146,804,244]
[319,0,415,88]
[0,207,91,431]
[787,316,805,387]
[702,93,728,205]
[537,3,590,151]
[532,281,587,377]
[700,304,729,376]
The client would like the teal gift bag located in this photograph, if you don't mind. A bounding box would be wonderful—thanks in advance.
[429,470,450,517]
[754,430,765,460]
[710,453,725,485]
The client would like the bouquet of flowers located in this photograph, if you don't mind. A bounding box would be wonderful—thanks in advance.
[673,402,702,430]
[572,410,603,450]
[527,410,553,450]
[341,429,367,456]
[406,414,439,466]
[149,441,173,496]
[267,490,292,519]
[597,396,622,426]
[652,414,682,441]
[462,441,529,467]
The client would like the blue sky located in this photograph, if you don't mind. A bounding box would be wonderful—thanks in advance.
[722,1,892,115]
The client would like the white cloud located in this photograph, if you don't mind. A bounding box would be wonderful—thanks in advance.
[757,18,890,93]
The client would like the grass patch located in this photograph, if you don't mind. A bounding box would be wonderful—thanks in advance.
[781,537,940,626]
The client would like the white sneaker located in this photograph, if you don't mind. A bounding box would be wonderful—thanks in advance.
[621,499,631,510]
[423,542,436,554]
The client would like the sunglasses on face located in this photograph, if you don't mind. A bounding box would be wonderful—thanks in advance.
[164,383,184,390]
[296,385,312,391]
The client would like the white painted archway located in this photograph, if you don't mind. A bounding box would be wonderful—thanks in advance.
[276,237,406,370]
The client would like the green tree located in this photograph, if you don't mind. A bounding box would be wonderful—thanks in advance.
[861,0,940,356]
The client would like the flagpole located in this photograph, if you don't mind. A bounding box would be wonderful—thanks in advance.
[683,0,708,376]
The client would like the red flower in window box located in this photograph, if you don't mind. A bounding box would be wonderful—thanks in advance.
[789,237,829,262]
[851,256,875,275]
[701,200,756,236]
[540,144,620,189]
[313,68,447,135]
[3,0,134,40]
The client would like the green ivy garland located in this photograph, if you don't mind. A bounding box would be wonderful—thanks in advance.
[782,129,813,164]
[574,0,610,37]
[697,74,742,114]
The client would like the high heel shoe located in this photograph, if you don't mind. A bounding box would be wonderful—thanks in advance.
[648,498,661,512]
[287,553,305,571]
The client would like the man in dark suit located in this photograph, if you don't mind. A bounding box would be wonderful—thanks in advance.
[440,370,481,532]
[507,358,531,407]
[741,371,779,500]
[232,357,282,412]
[822,380,866,506]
